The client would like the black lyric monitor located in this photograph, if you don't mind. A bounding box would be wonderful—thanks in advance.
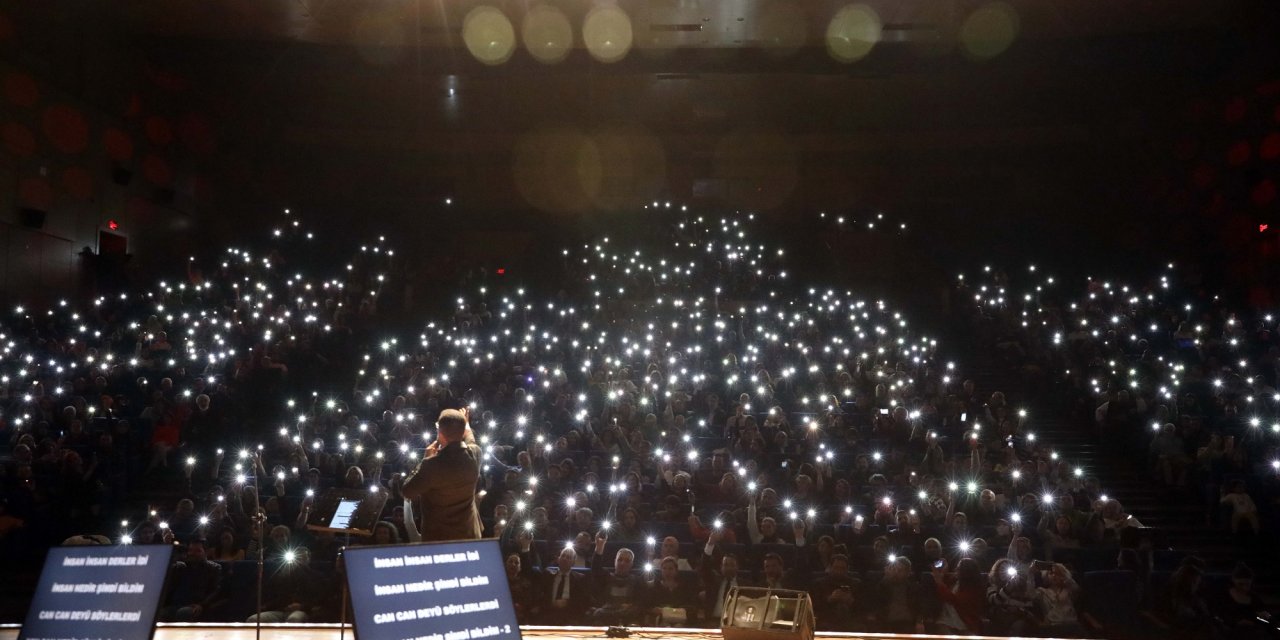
[306,487,389,536]
[344,539,521,640]
[331,498,362,529]
[20,544,174,640]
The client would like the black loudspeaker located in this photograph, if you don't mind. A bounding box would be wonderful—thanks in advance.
[18,207,46,229]
[111,167,133,185]
[721,587,814,640]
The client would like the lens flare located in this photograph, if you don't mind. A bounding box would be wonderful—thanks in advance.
[826,4,881,63]
[522,5,573,64]
[463,6,517,66]
[583,6,633,63]
[960,2,1019,61]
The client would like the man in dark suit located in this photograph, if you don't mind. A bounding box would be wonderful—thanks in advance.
[538,546,590,625]
[810,553,861,631]
[698,548,743,622]
[759,551,809,591]
[402,408,482,541]
[160,538,222,621]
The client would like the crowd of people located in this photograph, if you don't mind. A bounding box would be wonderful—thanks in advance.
[957,264,1279,539]
[0,217,392,559]
[0,213,1274,637]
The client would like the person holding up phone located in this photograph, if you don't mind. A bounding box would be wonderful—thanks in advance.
[867,556,926,633]
[810,554,860,630]
[1035,563,1087,638]
[987,559,1038,636]
[931,558,986,635]
[697,527,739,620]
[746,487,787,544]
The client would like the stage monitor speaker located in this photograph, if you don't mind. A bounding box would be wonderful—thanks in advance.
[18,207,46,229]
[721,587,814,640]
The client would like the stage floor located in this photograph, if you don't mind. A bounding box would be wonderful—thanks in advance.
[0,624,1051,640]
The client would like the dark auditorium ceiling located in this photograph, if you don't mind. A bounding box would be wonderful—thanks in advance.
[106,0,1246,46]
[3,0,1273,245]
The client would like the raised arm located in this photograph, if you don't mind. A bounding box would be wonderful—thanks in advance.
[589,531,609,580]
[401,458,431,501]
[746,495,763,544]
[403,498,422,542]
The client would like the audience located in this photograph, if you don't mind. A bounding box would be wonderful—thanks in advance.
[0,215,1276,638]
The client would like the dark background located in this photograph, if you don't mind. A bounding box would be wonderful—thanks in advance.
[0,0,1278,314]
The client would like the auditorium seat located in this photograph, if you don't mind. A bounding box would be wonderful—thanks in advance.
[1077,547,1118,573]
[652,522,690,541]
[1148,570,1172,603]
[694,437,727,450]
[850,546,879,572]
[916,572,942,617]
[216,561,261,622]
[1079,570,1149,638]
[1049,547,1082,571]
[1152,549,1185,571]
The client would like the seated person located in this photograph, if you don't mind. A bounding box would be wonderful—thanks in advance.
[1035,563,1087,638]
[809,553,860,630]
[505,552,538,624]
[648,536,694,571]
[758,551,807,590]
[1220,481,1261,537]
[588,534,648,625]
[699,550,744,623]
[747,493,789,544]
[247,547,324,623]
[1211,563,1271,640]
[160,539,222,621]
[986,559,1038,637]
[207,527,246,562]
[646,556,699,626]
[538,546,591,625]
[1040,515,1082,562]
[1154,562,1217,640]
[569,531,594,567]
[867,556,925,633]
[931,557,986,635]
[917,537,943,569]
